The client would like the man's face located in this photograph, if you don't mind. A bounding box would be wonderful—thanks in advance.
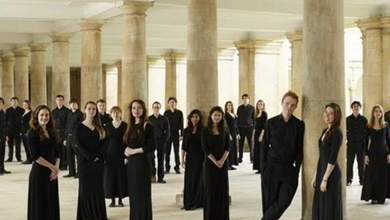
[242,97,249,105]
[70,103,78,111]
[11,99,18,107]
[152,103,161,115]
[352,104,361,115]
[0,101,4,109]
[56,97,64,107]
[97,102,105,113]
[281,96,298,117]
[168,100,176,109]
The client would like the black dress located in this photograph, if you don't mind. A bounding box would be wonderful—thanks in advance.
[75,123,107,220]
[126,123,156,220]
[225,113,238,166]
[22,111,32,162]
[361,124,390,202]
[27,129,60,220]
[312,128,343,220]
[104,122,128,199]
[253,112,267,171]
[182,127,204,210]
[202,129,230,220]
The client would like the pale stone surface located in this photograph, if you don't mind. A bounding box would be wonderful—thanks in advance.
[0,58,2,97]
[302,0,346,219]
[1,52,15,105]
[381,17,390,109]
[102,64,108,101]
[234,40,255,104]
[163,53,177,102]
[29,43,48,108]
[115,61,122,107]
[13,48,30,102]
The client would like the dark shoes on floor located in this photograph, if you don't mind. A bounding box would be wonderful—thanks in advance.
[174,168,181,174]
[21,160,32,164]
[347,181,352,186]
[157,179,167,184]
[0,170,11,175]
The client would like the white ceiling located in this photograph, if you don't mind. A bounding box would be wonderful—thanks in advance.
[0,0,388,67]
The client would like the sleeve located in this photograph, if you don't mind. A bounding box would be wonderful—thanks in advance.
[201,129,211,155]
[328,128,343,165]
[179,111,184,135]
[5,109,9,134]
[363,117,368,143]
[224,132,230,152]
[365,126,370,156]
[236,107,241,125]
[64,112,71,137]
[182,129,188,151]
[386,124,390,155]
[260,120,271,167]
[295,121,305,169]
[74,125,94,161]
[142,123,157,153]
[54,142,60,159]
[165,117,171,141]
[27,130,41,161]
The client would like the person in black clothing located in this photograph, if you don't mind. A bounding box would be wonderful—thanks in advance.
[346,101,367,186]
[124,99,156,220]
[237,94,255,163]
[164,97,184,174]
[52,94,70,170]
[148,101,170,183]
[182,109,204,210]
[27,105,61,220]
[21,100,32,164]
[260,91,305,220]
[0,97,11,175]
[5,97,24,162]
[312,103,343,220]
[97,99,112,126]
[252,100,267,174]
[63,99,83,178]
[224,101,240,170]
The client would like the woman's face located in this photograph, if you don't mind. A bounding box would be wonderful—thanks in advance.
[211,111,223,124]
[111,110,122,120]
[85,103,97,118]
[227,103,233,112]
[323,107,335,125]
[191,114,200,126]
[23,102,29,110]
[373,107,383,120]
[257,101,264,111]
[38,109,50,126]
[132,102,143,119]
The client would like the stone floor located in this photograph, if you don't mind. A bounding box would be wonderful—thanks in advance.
[0,153,389,220]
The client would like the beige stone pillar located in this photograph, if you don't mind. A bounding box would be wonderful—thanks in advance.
[302,0,346,219]
[78,20,105,105]
[51,32,73,103]
[1,52,15,104]
[381,17,390,110]
[287,30,303,119]
[102,64,107,101]
[13,48,30,102]
[0,59,2,97]
[115,61,122,107]
[163,53,177,102]
[234,40,255,104]
[29,43,48,108]
[187,0,218,117]
[358,18,382,116]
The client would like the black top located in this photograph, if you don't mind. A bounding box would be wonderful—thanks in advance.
[254,112,268,134]
[65,109,84,136]
[319,128,343,165]
[202,129,230,159]
[21,111,32,134]
[148,114,170,140]
[74,123,107,162]
[225,112,238,135]
[385,111,390,126]
[99,112,112,127]
[27,129,60,162]
[346,114,367,142]
[365,124,390,156]
[6,106,24,133]
[164,109,184,135]
[236,104,255,128]
[0,110,6,138]
[125,123,156,154]
[260,114,305,169]
[182,127,204,159]
[52,106,70,131]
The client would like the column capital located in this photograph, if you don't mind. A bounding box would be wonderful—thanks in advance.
[381,16,390,35]
[29,43,48,52]
[115,60,122,68]
[1,52,15,62]
[162,52,176,62]
[51,32,74,43]
[234,40,255,51]
[357,17,381,32]
[13,48,30,57]
[122,1,154,15]
[286,30,303,43]
[78,19,105,31]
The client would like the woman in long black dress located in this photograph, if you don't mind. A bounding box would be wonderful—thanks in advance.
[312,103,343,220]
[361,105,390,204]
[104,106,128,207]
[181,109,204,210]
[252,100,267,173]
[202,106,230,220]
[27,105,60,220]
[75,101,107,220]
[224,101,239,170]
[123,99,156,220]
[22,100,32,164]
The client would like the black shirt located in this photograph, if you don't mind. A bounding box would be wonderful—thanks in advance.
[164,109,184,136]
[237,104,255,128]
[384,110,390,126]
[346,114,367,143]
[260,114,305,169]
[0,109,6,138]
[21,111,32,134]
[52,106,70,131]
[6,106,24,134]
[99,112,112,127]
[65,109,84,136]
[148,114,170,140]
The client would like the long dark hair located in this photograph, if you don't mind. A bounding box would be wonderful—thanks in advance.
[29,105,59,142]
[323,102,342,140]
[84,101,106,139]
[224,101,236,117]
[206,106,227,135]
[187,109,203,133]
[23,100,31,110]
[123,99,148,142]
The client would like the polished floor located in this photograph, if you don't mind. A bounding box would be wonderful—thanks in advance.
[0,153,389,220]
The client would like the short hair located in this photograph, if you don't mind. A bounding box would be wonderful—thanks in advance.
[69,99,79,105]
[10,97,19,101]
[56,94,64,99]
[281,91,299,104]
[167,97,177,103]
[242,94,249,99]
[0,97,4,104]
[96,99,106,104]
[350,101,361,109]
[110,106,122,114]
[152,101,161,107]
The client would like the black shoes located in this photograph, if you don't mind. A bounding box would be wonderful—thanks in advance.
[151,175,157,183]
[118,202,124,207]
[0,170,11,175]
[63,174,74,178]
[157,180,167,184]
[109,202,115,207]
[5,159,12,162]
[174,168,181,174]
[21,160,32,164]
[255,171,261,174]
[347,181,352,186]
[228,166,236,171]
[165,170,170,174]
[238,158,243,163]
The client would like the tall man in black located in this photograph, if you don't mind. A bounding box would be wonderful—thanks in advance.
[5,97,24,162]
[346,101,367,186]
[63,99,83,178]
[260,91,305,220]
[52,94,70,170]
[0,97,11,175]
[237,94,255,163]
[164,97,183,174]
[97,99,112,126]
[148,101,170,183]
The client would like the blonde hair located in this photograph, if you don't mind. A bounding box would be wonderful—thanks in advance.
[367,105,386,129]
[256,100,266,117]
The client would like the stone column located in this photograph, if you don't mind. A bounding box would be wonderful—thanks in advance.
[287,30,303,119]
[121,1,153,117]
[234,40,255,104]
[358,18,382,116]
[187,0,218,117]
[115,61,122,107]
[163,53,177,102]
[29,43,48,107]
[51,32,73,102]
[102,64,107,101]
[13,48,30,102]
[1,52,15,103]
[0,59,2,97]
[382,17,390,110]
[302,0,346,219]
[78,20,105,105]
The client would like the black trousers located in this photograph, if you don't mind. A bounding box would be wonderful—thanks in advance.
[58,130,67,169]
[7,132,21,161]
[66,135,77,176]
[238,126,253,161]
[347,141,365,182]
[261,162,298,220]
[150,138,166,181]
[0,139,6,171]
[165,134,180,171]
[22,133,32,162]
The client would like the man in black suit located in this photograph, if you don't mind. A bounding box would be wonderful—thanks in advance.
[0,97,11,175]
[52,94,70,170]
[5,97,24,162]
